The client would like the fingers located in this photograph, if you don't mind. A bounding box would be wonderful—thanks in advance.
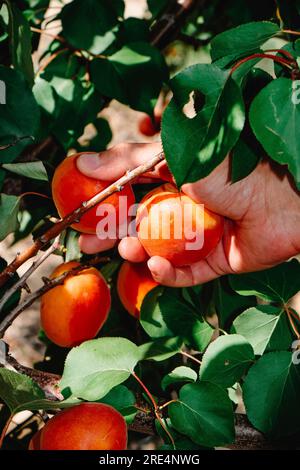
[77,142,164,181]
[146,256,223,287]
[118,237,148,262]
[78,234,117,254]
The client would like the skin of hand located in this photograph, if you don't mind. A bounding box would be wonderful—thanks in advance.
[76,142,300,287]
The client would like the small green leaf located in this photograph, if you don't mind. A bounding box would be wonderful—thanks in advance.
[64,229,81,263]
[100,385,136,423]
[213,277,256,329]
[243,352,300,438]
[161,64,245,186]
[169,382,235,447]
[231,138,260,183]
[91,42,168,115]
[2,161,48,181]
[60,337,140,401]
[162,366,197,391]
[211,21,280,63]
[0,194,20,240]
[7,2,34,86]
[60,0,122,54]
[0,66,39,162]
[229,260,300,303]
[0,369,44,413]
[250,78,300,189]
[232,305,296,355]
[199,334,254,387]
[139,337,183,362]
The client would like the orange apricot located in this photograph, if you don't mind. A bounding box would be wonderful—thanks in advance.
[138,112,161,137]
[30,403,127,450]
[136,183,224,267]
[52,153,135,234]
[28,429,42,450]
[117,261,159,318]
[40,261,110,347]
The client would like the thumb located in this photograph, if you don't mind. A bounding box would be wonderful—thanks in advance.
[77,142,163,181]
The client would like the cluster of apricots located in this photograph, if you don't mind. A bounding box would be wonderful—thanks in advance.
[33,153,224,449]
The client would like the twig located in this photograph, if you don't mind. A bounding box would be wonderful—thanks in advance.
[0,256,109,338]
[180,350,202,365]
[0,236,62,315]
[150,0,202,49]
[0,152,165,289]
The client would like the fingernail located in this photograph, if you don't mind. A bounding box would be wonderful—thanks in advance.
[77,153,103,173]
[147,258,158,277]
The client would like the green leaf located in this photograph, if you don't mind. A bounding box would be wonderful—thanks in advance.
[169,382,235,447]
[64,229,81,263]
[199,334,254,387]
[213,277,256,329]
[232,305,296,355]
[60,0,122,54]
[140,287,213,351]
[249,77,300,189]
[60,337,140,401]
[100,385,136,423]
[243,351,300,438]
[7,2,34,86]
[0,194,20,240]
[211,21,280,63]
[231,138,260,183]
[161,64,245,186]
[0,368,44,413]
[0,66,39,162]
[34,63,103,149]
[162,366,197,391]
[91,42,168,114]
[138,337,183,362]
[229,259,300,303]
[140,286,172,339]
[2,161,48,181]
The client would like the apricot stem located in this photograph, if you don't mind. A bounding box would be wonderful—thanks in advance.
[282,29,300,36]
[0,414,13,448]
[132,372,175,448]
[230,53,294,76]
[284,305,300,339]
[0,152,165,289]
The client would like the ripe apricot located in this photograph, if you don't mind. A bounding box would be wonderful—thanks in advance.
[138,112,161,137]
[29,403,127,450]
[136,183,224,267]
[52,153,135,234]
[28,429,42,450]
[40,261,110,347]
[117,261,159,318]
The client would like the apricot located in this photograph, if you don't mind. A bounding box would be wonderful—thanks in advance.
[136,183,224,267]
[138,112,161,137]
[117,261,159,318]
[40,261,110,347]
[29,403,127,450]
[28,429,42,450]
[52,153,135,234]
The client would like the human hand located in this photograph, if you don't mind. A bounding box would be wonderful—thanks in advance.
[77,142,300,287]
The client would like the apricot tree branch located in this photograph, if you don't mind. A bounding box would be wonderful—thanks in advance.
[150,0,203,49]
[0,352,291,449]
[0,235,62,315]
[0,152,165,289]
[0,256,110,338]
